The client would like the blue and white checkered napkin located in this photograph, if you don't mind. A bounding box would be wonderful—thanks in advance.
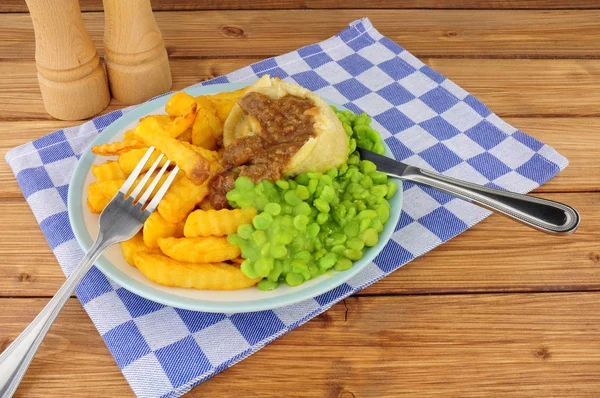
[5,18,567,397]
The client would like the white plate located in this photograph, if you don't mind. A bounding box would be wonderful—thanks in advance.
[68,82,403,313]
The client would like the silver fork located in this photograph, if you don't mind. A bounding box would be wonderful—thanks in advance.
[0,147,179,398]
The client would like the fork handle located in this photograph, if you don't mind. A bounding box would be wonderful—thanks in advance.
[402,167,580,235]
[0,237,109,398]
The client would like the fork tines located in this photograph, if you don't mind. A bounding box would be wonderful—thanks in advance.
[119,146,179,213]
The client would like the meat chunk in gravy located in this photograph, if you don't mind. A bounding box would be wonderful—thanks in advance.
[209,92,317,209]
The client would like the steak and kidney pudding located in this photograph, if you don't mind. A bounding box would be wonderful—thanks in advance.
[209,77,348,209]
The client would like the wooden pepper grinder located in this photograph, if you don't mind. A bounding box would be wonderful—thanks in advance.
[25,0,110,120]
[102,0,172,104]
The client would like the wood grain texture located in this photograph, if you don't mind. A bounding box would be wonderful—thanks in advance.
[3,0,600,12]
[502,118,600,193]
[2,58,600,121]
[2,299,127,398]
[0,193,597,297]
[102,0,172,104]
[24,0,110,120]
[2,116,599,199]
[1,5,598,398]
[3,293,600,397]
[428,58,600,117]
[1,10,600,60]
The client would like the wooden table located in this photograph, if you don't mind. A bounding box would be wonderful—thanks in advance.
[1,1,599,396]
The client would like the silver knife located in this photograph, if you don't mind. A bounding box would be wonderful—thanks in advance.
[358,148,579,235]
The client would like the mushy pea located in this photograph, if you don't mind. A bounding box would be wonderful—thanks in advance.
[227,108,396,290]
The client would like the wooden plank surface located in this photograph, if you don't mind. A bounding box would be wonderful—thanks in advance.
[1,10,600,60]
[1,4,598,398]
[4,293,600,397]
[1,193,597,297]
[507,118,600,193]
[2,58,600,122]
[2,0,600,12]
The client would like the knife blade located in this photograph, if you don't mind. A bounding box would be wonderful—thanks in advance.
[357,147,412,178]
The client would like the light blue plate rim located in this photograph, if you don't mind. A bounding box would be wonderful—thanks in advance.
[68,82,403,313]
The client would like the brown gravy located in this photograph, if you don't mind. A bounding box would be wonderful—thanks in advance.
[209,92,317,209]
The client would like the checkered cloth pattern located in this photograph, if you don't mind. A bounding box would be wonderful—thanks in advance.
[5,18,567,398]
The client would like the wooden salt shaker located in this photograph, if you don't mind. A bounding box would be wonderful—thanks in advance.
[103,0,172,104]
[25,0,110,120]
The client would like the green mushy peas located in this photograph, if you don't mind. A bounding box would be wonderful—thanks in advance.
[226,108,397,291]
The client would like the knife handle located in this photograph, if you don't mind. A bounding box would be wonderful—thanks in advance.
[402,167,579,235]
